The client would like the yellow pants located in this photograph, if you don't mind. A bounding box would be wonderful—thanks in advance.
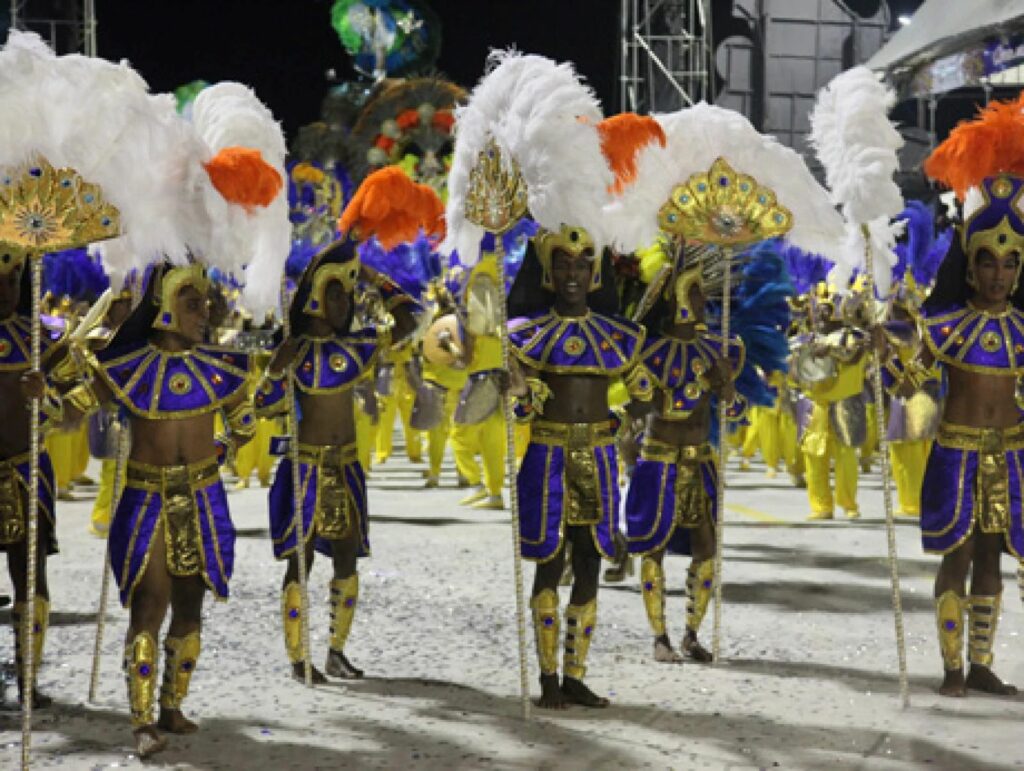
[861,406,879,467]
[45,422,90,490]
[803,404,858,515]
[427,387,461,477]
[355,406,378,472]
[779,409,803,476]
[234,417,277,486]
[90,458,121,533]
[889,439,930,517]
[451,408,506,496]
[376,368,422,463]
[741,407,782,470]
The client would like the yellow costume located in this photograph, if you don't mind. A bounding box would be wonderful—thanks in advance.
[375,344,422,464]
[45,421,90,497]
[421,357,468,483]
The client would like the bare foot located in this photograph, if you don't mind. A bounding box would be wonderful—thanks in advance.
[938,668,967,697]
[682,631,713,663]
[133,725,168,758]
[561,676,610,708]
[966,665,1018,696]
[291,661,328,684]
[536,673,567,709]
[653,635,683,663]
[325,649,363,679]
[158,707,199,734]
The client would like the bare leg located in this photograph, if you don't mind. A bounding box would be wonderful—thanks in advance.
[126,527,172,758]
[157,575,206,733]
[532,545,567,709]
[561,527,609,708]
[683,519,715,663]
[965,531,1017,695]
[325,532,363,679]
[934,536,972,697]
[281,543,326,683]
[6,514,51,707]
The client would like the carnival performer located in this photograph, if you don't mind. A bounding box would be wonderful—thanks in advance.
[374,338,423,464]
[508,226,653,707]
[258,166,429,682]
[901,96,1024,697]
[0,255,66,708]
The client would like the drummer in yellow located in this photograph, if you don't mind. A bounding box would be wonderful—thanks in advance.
[375,341,423,464]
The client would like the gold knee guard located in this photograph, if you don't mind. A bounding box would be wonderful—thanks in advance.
[125,631,159,728]
[329,574,359,652]
[935,590,966,672]
[686,560,714,633]
[11,597,49,692]
[563,598,597,680]
[281,581,304,664]
[530,588,560,676]
[640,557,666,637]
[159,631,201,710]
[967,593,1001,668]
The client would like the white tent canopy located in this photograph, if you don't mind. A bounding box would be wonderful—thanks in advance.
[866,0,1024,74]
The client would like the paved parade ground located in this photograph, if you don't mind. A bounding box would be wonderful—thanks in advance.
[1,441,1022,770]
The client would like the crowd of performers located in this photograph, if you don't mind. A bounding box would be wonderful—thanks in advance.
[2,33,1024,762]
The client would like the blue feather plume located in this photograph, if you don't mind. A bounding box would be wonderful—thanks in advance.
[780,240,832,296]
[42,248,110,302]
[480,217,539,293]
[358,231,440,300]
[894,200,951,289]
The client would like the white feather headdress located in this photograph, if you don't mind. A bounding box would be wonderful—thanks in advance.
[0,32,289,316]
[443,50,613,265]
[809,66,904,295]
[602,102,846,256]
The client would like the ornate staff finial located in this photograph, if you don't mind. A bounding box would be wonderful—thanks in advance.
[0,157,120,260]
[464,140,528,236]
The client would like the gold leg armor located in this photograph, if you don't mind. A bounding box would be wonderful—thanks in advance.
[159,631,201,711]
[125,631,159,728]
[935,589,966,672]
[11,597,49,695]
[967,593,1001,669]
[685,560,714,633]
[640,557,666,637]
[530,588,560,676]
[281,581,304,664]
[329,574,359,652]
[563,598,598,681]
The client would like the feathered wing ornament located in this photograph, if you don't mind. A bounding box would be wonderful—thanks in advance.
[444,50,612,264]
[605,102,846,257]
[809,66,905,295]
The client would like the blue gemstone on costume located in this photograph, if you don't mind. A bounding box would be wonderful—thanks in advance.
[702,579,712,589]
[697,183,707,192]
[101,217,111,226]
[161,312,172,325]
[182,661,194,671]
[584,625,593,636]
[944,620,957,631]
[60,178,71,188]
[543,617,554,627]
[138,663,151,677]
[84,193,94,203]
[643,581,653,591]
[288,608,299,619]
[773,213,784,223]
[719,176,728,186]
[29,167,41,177]
[758,195,767,204]
[344,598,355,608]
[310,300,319,309]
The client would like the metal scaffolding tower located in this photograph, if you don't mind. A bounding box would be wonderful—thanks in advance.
[10,0,96,55]
[620,0,713,114]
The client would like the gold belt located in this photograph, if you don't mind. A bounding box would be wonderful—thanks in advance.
[296,442,359,467]
[126,457,221,491]
[530,419,614,448]
[937,422,1024,453]
[640,439,714,464]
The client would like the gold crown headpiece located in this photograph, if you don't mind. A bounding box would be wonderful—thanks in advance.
[535,225,599,291]
[152,264,210,332]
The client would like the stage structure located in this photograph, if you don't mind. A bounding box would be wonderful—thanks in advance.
[9,0,95,55]
[619,0,714,113]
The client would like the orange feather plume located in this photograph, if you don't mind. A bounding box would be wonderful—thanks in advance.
[924,93,1024,200]
[597,113,667,193]
[203,146,283,209]
[339,166,445,249]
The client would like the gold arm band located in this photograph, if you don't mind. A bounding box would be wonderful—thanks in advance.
[64,380,100,417]
[225,400,257,438]
[622,362,654,402]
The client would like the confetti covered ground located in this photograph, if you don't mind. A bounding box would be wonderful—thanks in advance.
[1,436,1022,770]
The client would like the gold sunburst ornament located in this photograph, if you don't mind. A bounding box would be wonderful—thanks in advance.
[0,158,121,261]
[658,158,792,247]
[464,140,528,236]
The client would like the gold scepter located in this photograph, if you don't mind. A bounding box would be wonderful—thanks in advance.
[463,140,531,720]
[657,158,793,663]
[0,157,119,770]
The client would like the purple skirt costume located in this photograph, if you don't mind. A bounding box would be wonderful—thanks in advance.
[111,459,234,605]
[626,442,717,557]
[268,443,369,559]
[518,420,620,562]
[0,450,57,554]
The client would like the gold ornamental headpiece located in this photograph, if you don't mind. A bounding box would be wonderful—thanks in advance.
[658,158,792,247]
[464,140,528,238]
[303,257,361,318]
[152,264,211,332]
[534,225,599,292]
[0,158,120,273]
